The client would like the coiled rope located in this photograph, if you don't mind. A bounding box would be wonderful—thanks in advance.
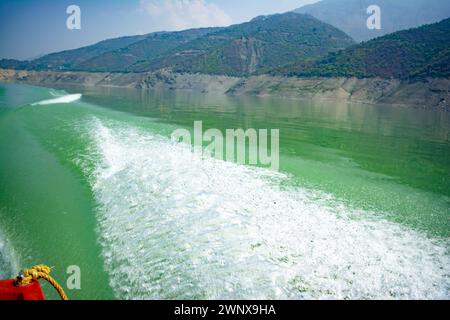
[15,265,69,300]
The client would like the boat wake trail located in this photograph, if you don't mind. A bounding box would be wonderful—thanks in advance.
[83,117,449,300]
[0,227,18,280]
[31,93,82,106]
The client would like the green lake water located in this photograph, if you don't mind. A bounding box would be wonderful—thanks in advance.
[0,82,448,299]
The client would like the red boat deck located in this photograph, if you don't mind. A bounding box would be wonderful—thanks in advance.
[0,279,45,300]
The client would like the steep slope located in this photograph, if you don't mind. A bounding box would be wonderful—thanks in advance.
[1,13,354,77]
[295,0,450,42]
[27,35,148,70]
[276,18,450,79]
[75,28,221,72]
[146,13,355,76]
[0,28,220,72]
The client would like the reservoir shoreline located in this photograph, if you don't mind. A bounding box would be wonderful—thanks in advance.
[1,69,449,110]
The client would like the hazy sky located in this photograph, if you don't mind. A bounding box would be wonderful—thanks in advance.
[0,0,319,60]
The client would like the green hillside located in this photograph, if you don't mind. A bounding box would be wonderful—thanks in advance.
[0,28,220,72]
[276,18,450,79]
[75,28,221,72]
[172,13,354,76]
[28,35,148,70]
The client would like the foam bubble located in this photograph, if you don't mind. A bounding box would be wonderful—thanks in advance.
[84,117,449,300]
[31,94,82,106]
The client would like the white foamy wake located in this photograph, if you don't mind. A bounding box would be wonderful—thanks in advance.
[84,118,449,300]
[31,94,82,106]
[0,228,19,280]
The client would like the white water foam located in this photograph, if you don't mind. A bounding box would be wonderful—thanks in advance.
[0,227,19,280]
[84,117,449,300]
[31,93,82,106]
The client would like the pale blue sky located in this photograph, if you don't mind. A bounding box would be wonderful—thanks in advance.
[0,0,319,60]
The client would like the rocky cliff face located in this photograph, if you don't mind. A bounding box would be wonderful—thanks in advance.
[1,69,449,110]
[227,76,450,109]
[225,37,263,75]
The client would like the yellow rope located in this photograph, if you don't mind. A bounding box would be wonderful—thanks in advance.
[15,265,69,300]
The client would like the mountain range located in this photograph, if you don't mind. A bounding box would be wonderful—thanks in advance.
[1,4,449,81]
[295,0,450,42]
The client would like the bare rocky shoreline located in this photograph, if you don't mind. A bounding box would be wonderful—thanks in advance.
[1,68,449,110]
